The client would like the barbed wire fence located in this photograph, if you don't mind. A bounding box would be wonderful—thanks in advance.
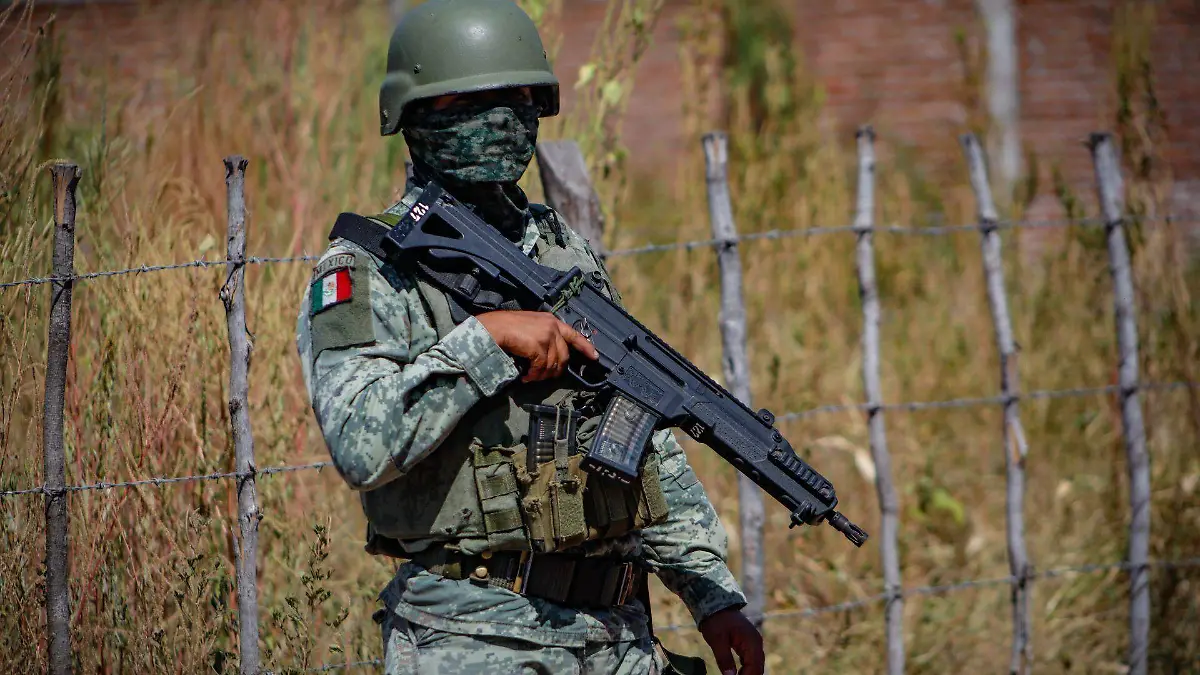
[3,129,1199,674]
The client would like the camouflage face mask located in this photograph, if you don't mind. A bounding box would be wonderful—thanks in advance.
[402,97,540,184]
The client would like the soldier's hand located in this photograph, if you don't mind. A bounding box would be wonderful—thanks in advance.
[477,310,598,383]
[698,608,764,675]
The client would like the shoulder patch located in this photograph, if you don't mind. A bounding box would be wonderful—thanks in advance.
[311,253,356,283]
[309,255,357,316]
[308,250,375,357]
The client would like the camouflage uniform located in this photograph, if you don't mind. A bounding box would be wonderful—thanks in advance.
[297,183,746,674]
[297,0,746,671]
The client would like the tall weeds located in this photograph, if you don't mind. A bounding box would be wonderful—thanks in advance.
[621,1,1199,672]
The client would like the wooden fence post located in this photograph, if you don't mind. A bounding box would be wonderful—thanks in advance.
[221,156,262,675]
[536,140,606,255]
[702,131,766,627]
[45,162,80,675]
[1088,133,1150,675]
[962,133,1032,674]
[853,127,904,675]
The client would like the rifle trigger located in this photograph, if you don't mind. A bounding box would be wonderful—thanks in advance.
[565,360,607,391]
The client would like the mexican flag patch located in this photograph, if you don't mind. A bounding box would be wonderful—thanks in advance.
[310,255,355,315]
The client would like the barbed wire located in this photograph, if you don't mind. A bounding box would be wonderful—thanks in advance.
[284,660,385,674]
[8,187,1197,673]
[280,556,1200,672]
[0,461,333,498]
[5,214,1198,289]
[0,255,320,290]
[657,556,1200,631]
[2,381,1194,499]
[604,214,1200,258]
[779,380,1196,421]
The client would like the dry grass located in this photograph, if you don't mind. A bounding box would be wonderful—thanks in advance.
[1,1,1198,674]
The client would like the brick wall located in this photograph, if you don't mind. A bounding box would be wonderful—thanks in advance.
[551,0,1200,202]
[14,0,1200,199]
[789,0,978,166]
[1148,0,1200,182]
[550,0,697,164]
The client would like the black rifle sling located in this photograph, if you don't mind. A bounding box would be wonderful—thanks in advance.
[329,212,520,324]
[329,212,390,260]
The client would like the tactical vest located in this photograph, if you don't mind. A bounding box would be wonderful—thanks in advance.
[351,197,669,557]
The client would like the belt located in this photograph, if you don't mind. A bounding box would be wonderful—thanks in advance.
[408,547,644,610]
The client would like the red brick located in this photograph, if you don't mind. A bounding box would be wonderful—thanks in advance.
[11,0,1198,189]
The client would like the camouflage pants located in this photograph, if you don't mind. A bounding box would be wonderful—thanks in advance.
[382,614,665,674]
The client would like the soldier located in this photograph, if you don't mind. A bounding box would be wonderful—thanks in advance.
[296,1,764,673]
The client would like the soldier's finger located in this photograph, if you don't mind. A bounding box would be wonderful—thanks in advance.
[541,336,566,379]
[732,629,765,675]
[707,633,736,675]
[522,353,550,383]
[558,321,598,360]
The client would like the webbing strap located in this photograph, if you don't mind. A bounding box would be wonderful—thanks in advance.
[329,210,521,323]
[473,446,510,467]
[479,473,519,499]
[411,260,521,314]
[524,555,576,602]
[329,212,390,259]
[483,509,524,533]
[411,547,645,609]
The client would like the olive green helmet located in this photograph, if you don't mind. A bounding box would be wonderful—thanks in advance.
[380,0,560,136]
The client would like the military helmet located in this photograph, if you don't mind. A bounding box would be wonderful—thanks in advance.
[380,0,560,136]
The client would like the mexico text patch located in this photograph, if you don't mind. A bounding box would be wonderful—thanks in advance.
[310,254,357,316]
[312,253,356,280]
[308,250,374,357]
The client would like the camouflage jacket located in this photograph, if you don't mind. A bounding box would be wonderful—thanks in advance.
[296,185,746,645]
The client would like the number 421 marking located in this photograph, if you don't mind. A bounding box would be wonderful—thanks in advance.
[411,202,429,222]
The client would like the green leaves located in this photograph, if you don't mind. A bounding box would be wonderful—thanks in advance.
[264,522,349,674]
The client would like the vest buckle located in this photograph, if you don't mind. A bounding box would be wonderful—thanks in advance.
[453,273,480,299]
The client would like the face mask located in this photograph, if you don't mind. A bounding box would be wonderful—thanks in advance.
[402,98,540,184]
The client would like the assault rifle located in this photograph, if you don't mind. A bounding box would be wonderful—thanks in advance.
[358,181,867,546]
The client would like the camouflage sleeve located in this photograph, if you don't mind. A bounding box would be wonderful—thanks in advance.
[297,243,519,491]
[640,427,748,625]
[553,210,746,623]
